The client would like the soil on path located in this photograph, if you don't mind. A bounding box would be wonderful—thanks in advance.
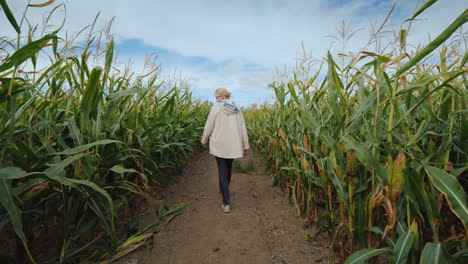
[143,152,330,264]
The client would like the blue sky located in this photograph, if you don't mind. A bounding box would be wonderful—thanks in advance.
[2,0,467,106]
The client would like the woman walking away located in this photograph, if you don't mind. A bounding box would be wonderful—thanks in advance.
[201,88,250,213]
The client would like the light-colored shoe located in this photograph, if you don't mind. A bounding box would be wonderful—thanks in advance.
[223,204,230,213]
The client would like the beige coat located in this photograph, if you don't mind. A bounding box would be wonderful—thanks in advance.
[201,102,250,159]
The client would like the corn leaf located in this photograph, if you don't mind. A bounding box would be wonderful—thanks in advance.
[0,179,36,263]
[12,178,47,196]
[80,67,103,117]
[0,0,21,34]
[419,243,449,264]
[110,165,138,174]
[424,166,468,230]
[344,247,392,264]
[0,32,57,73]
[409,0,438,20]
[0,166,28,179]
[391,231,414,264]
[43,153,115,227]
[106,88,145,100]
[51,139,121,155]
[341,136,385,181]
[396,9,468,76]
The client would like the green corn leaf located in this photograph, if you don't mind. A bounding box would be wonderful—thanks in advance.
[399,29,407,48]
[0,180,24,240]
[460,51,468,68]
[51,139,121,155]
[42,154,115,229]
[0,0,21,34]
[419,243,449,264]
[344,247,392,264]
[80,67,103,117]
[407,170,439,239]
[0,32,57,73]
[341,136,385,181]
[158,142,188,150]
[424,166,468,230]
[0,179,36,263]
[67,118,83,146]
[391,231,414,264]
[106,88,145,100]
[86,193,115,240]
[110,165,138,175]
[102,39,114,85]
[75,179,114,213]
[390,70,466,132]
[0,167,28,179]
[0,79,34,103]
[451,166,467,178]
[396,72,447,96]
[348,90,376,129]
[328,164,350,209]
[46,176,114,228]
[4,87,38,127]
[43,152,88,177]
[287,82,299,104]
[409,0,438,20]
[396,9,468,76]
[35,58,64,84]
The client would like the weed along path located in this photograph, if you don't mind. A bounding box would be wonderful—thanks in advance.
[145,152,331,264]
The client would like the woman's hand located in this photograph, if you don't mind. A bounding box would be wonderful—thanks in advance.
[244,149,250,156]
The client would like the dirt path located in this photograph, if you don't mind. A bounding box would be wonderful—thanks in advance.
[144,152,330,264]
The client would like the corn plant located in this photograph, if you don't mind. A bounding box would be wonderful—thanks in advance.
[0,1,209,263]
[246,2,467,263]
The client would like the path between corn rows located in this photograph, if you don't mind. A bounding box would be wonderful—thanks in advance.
[122,152,331,264]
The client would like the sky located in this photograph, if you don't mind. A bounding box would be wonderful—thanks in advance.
[1,0,467,106]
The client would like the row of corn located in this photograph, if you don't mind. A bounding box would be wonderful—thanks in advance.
[245,4,468,263]
[0,1,209,263]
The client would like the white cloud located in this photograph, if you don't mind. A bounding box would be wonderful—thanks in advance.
[2,0,466,106]
[221,62,243,77]
[7,0,464,64]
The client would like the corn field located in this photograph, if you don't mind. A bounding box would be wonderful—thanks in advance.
[245,4,467,264]
[0,1,209,263]
[1,0,468,263]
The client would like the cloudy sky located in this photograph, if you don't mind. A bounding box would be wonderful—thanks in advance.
[2,0,467,106]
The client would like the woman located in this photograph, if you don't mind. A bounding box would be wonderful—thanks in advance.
[201,88,250,213]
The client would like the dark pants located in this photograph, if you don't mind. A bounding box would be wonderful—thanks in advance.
[215,156,234,205]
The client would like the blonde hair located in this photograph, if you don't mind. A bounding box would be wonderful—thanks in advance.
[214,88,231,99]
